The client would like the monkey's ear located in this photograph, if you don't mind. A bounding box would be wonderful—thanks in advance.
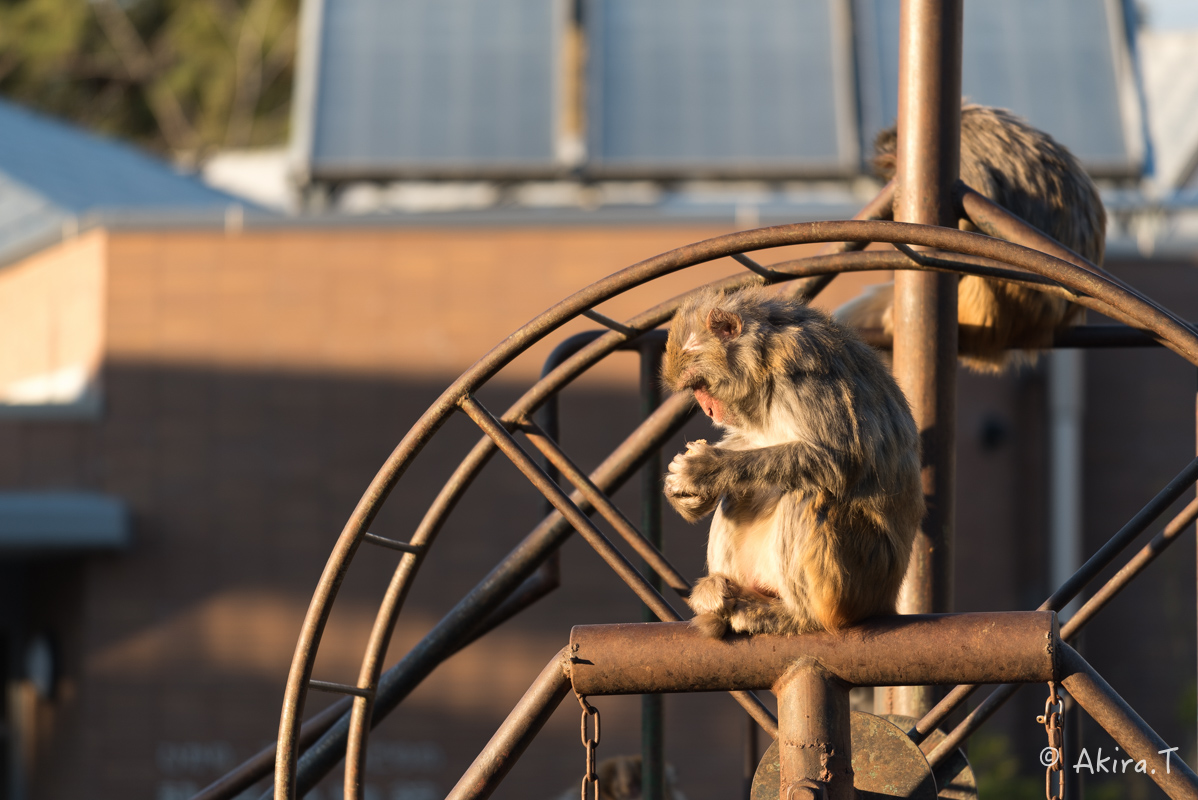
[706,307,742,341]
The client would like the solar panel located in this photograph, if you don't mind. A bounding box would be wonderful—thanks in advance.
[304,0,564,180]
[585,0,860,178]
[854,0,1143,177]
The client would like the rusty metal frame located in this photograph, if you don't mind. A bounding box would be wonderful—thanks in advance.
[187,0,1198,797]
[182,214,1198,799]
[188,209,1198,798]
[445,617,1198,800]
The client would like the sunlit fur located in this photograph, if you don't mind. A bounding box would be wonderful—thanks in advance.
[661,286,923,637]
[835,104,1107,374]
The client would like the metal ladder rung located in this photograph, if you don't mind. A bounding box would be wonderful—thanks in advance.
[731,252,777,279]
[308,680,374,699]
[581,309,639,337]
[363,532,423,554]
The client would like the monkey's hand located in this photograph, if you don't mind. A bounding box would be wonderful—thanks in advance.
[664,441,720,521]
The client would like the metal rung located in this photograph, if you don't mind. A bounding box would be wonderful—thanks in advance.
[581,309,639,337]
[363,532,423,554]
[309,680,374,699]
[731,252,778,279]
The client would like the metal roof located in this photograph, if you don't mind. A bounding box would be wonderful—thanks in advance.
[0,99,246,264]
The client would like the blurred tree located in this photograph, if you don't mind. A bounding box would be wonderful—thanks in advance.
[0,0,297,164]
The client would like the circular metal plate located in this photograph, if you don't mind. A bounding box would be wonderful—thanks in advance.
[883,715,978,800]
[751,712,939,800]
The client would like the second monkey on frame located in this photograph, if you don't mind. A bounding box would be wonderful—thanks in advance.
[661,286,923,637]
[835,104,1107,373]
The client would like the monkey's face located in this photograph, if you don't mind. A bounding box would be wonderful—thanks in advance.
[691,385,726,424]
[662,300,749,428]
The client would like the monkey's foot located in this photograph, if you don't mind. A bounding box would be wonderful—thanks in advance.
[687,574,739,638]
[727,593,821,636]
[690,611,729,638]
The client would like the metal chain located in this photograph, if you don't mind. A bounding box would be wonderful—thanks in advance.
[578,694,601,800]
[1036,681,1065,800]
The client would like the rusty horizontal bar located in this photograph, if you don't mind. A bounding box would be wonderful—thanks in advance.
[445,648,573,800]
[362,533,422,554]
[569,613,1058,696]
[1060,644,1198,800]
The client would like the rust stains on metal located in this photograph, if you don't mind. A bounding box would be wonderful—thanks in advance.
[569,613,1058,696]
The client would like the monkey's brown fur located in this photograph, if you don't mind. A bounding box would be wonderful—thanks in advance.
[835,104,1107,373]
[662,286,923,637]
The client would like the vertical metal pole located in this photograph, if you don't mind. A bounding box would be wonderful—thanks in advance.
[1049,350,1085,620]
[743,713,759,800]
[1051,348,1085,800]
[776,659,853,800]
[885,0,962,719]
[640,343,665,800]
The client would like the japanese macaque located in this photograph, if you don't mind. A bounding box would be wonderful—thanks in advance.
[662,286,923,637]
[835,104,1107,373]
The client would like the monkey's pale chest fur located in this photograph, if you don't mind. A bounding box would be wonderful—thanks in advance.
[699,431,795,594]
[709,487,786,598]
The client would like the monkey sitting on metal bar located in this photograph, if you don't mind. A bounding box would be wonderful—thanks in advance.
[661,286,923,637]
[835,104,1107,373]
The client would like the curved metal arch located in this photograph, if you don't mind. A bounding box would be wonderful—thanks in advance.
[272,250,1109,797]
[273,220,1198,799]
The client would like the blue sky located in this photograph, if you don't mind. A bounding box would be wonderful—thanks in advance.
[1141,0,1198,30]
